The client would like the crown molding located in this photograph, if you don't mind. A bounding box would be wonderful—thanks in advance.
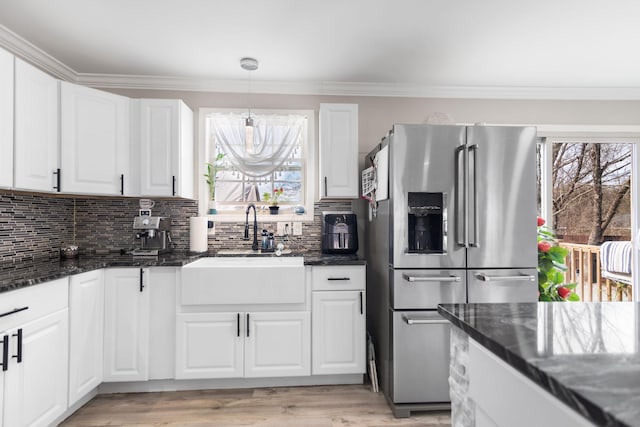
[2,24,640,100]
[0,25,76,81]
[79,74,640,100]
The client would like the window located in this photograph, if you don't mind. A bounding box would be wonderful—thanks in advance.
[537,135,637,302]
[200,108,315,220]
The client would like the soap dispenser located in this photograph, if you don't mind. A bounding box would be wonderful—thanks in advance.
[261,229,269,250]
[268,232,275,251]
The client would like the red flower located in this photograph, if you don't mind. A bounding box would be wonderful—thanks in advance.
[557,287,570,299]
[537,217,546,227]
[538,241,551,252]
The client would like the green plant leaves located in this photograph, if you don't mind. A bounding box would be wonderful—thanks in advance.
[537,219,580,302]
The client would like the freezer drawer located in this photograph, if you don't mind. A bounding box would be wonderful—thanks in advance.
[467,268,537,303]
[391,269,467,310]
[391,310,451,404]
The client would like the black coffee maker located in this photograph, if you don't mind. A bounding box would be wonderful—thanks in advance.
[321,212,358,254]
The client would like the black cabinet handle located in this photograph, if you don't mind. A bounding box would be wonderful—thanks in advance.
[0,306,28,318]
[324,176,327,197]
[120,174,124,195]
[359,292,363,315]
[172,176,176,196]
[328,277,350,281]
[139,268,144,292]
[12,329,22,363]
[237,313,240,337]
[0,335,8,372]
[53,168,61,192]
[246,313,250,337]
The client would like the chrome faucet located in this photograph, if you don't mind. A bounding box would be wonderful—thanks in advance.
[244,203,259,251]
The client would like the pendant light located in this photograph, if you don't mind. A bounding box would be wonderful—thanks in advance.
[241,57,259,154]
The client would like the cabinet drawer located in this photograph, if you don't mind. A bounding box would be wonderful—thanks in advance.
[311,265,365,291]
[0,277,69,332]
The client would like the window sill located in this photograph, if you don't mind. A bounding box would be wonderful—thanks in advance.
[207,211,314,223]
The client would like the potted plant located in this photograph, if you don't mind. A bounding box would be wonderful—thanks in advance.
[263,188,284,215]
[537,217,579,301]
[204,153,225,214]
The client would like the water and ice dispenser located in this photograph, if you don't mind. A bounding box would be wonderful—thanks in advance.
[407,192,446,253]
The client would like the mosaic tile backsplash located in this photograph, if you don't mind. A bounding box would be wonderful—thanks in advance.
[0,189,353,262]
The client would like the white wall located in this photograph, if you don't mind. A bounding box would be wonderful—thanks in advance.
[106,88,640,159]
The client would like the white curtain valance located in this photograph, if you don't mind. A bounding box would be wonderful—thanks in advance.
[210,112,305,178]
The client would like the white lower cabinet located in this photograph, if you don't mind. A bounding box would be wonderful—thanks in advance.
[0,278,68,427]
[312,291,365,375]
[469,339,593,427]
[147,268,177,380]
[245,311,310,378]
[68,270,104,406]
[311,265,366,376]
[103,268,150,382]
[175,311,310,379]
[175,312,243,379]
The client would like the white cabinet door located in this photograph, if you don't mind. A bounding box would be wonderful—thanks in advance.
[14,58,59,193]
[244,311,310,378]
[312,291,366,375]
[4,309,69,427]
[138,99,194,198]
[175,312,243,379]
[103,268,149,382]
[68,270,104,406]
[60,82,130,195]
[319,103,358,199]
[148,268,176,380]
[0,47,13,189]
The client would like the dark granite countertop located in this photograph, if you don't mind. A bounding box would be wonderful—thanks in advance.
[0,251,365,293]
[438,302,640,427]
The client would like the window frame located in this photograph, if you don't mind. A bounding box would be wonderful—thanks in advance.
[197,107,316,222]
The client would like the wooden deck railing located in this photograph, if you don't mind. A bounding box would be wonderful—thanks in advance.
[559,242,632,302]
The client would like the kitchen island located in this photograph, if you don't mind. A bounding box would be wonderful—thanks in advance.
[438,302,640,427]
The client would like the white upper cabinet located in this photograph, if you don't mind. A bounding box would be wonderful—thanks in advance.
[319,103,359,199]
[135,99,194,198]
[0,47,13,189]
[60,82,130,195]
[13,58,59,193]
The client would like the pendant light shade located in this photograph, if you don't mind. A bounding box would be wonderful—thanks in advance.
[245,116,255,154]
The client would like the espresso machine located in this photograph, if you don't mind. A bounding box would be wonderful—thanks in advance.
[132,210,172,256]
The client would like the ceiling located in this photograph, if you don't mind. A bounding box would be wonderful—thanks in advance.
[0,0,639,98]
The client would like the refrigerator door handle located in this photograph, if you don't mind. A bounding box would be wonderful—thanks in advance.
[403,316,449,325]
[403,274,461,283]
[469,143,479,248]
[455,145,468,248]
[475,273,536,282]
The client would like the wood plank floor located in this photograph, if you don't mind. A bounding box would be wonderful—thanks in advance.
[60,384,451,427]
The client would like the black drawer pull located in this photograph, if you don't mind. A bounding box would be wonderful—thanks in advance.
[0,306,29,319]
[120,174,124,195]
[172,176,176,196]
[53,168,61,192]
[359,292,363,315]
[246,313,250,337]
[139,268,145,292]
[327,277,350,281]
[12,329,22,363]
[237,313,240,337]
[0,335,8,372]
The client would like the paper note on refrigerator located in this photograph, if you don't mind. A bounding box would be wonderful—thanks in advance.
[374,145,389,201]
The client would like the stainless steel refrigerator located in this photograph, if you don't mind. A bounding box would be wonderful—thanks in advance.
[364,124,537,417]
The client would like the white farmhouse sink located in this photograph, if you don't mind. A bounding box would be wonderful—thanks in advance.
[181,257,305,305]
